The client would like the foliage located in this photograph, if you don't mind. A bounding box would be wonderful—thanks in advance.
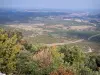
[16,46,64,75]
[16,50,40,75]
[50,46,64,69]
[0,28,22,74]
[24,43,43,53]
[59,45,85,65]
[1,28,100,75]
[84,53,97,71]
[50,66,74,75]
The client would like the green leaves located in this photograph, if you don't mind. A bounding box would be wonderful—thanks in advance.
[0,28,22,74]
[59,45,85,65]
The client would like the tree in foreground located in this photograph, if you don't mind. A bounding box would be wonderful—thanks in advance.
[59,45,85,65]
[0,28,22,74]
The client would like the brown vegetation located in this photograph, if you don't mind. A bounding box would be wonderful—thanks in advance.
[50,67,74,75]
[33,47,52,68]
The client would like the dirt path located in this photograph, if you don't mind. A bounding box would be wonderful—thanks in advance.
[88,33,100,40]
[45,39,84,46]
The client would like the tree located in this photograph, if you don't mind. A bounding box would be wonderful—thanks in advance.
[0,28,22,74]
[59,45,85,65]
[16,50,39,75]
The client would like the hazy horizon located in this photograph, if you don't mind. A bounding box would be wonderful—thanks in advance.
[0,0,100,11]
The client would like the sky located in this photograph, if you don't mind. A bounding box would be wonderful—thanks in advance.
[0,0,100,10]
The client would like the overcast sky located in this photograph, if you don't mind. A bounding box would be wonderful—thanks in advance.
[0,0,100,10]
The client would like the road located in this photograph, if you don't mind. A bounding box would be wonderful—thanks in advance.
[88,33,100,40]
[45,39,84,46]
